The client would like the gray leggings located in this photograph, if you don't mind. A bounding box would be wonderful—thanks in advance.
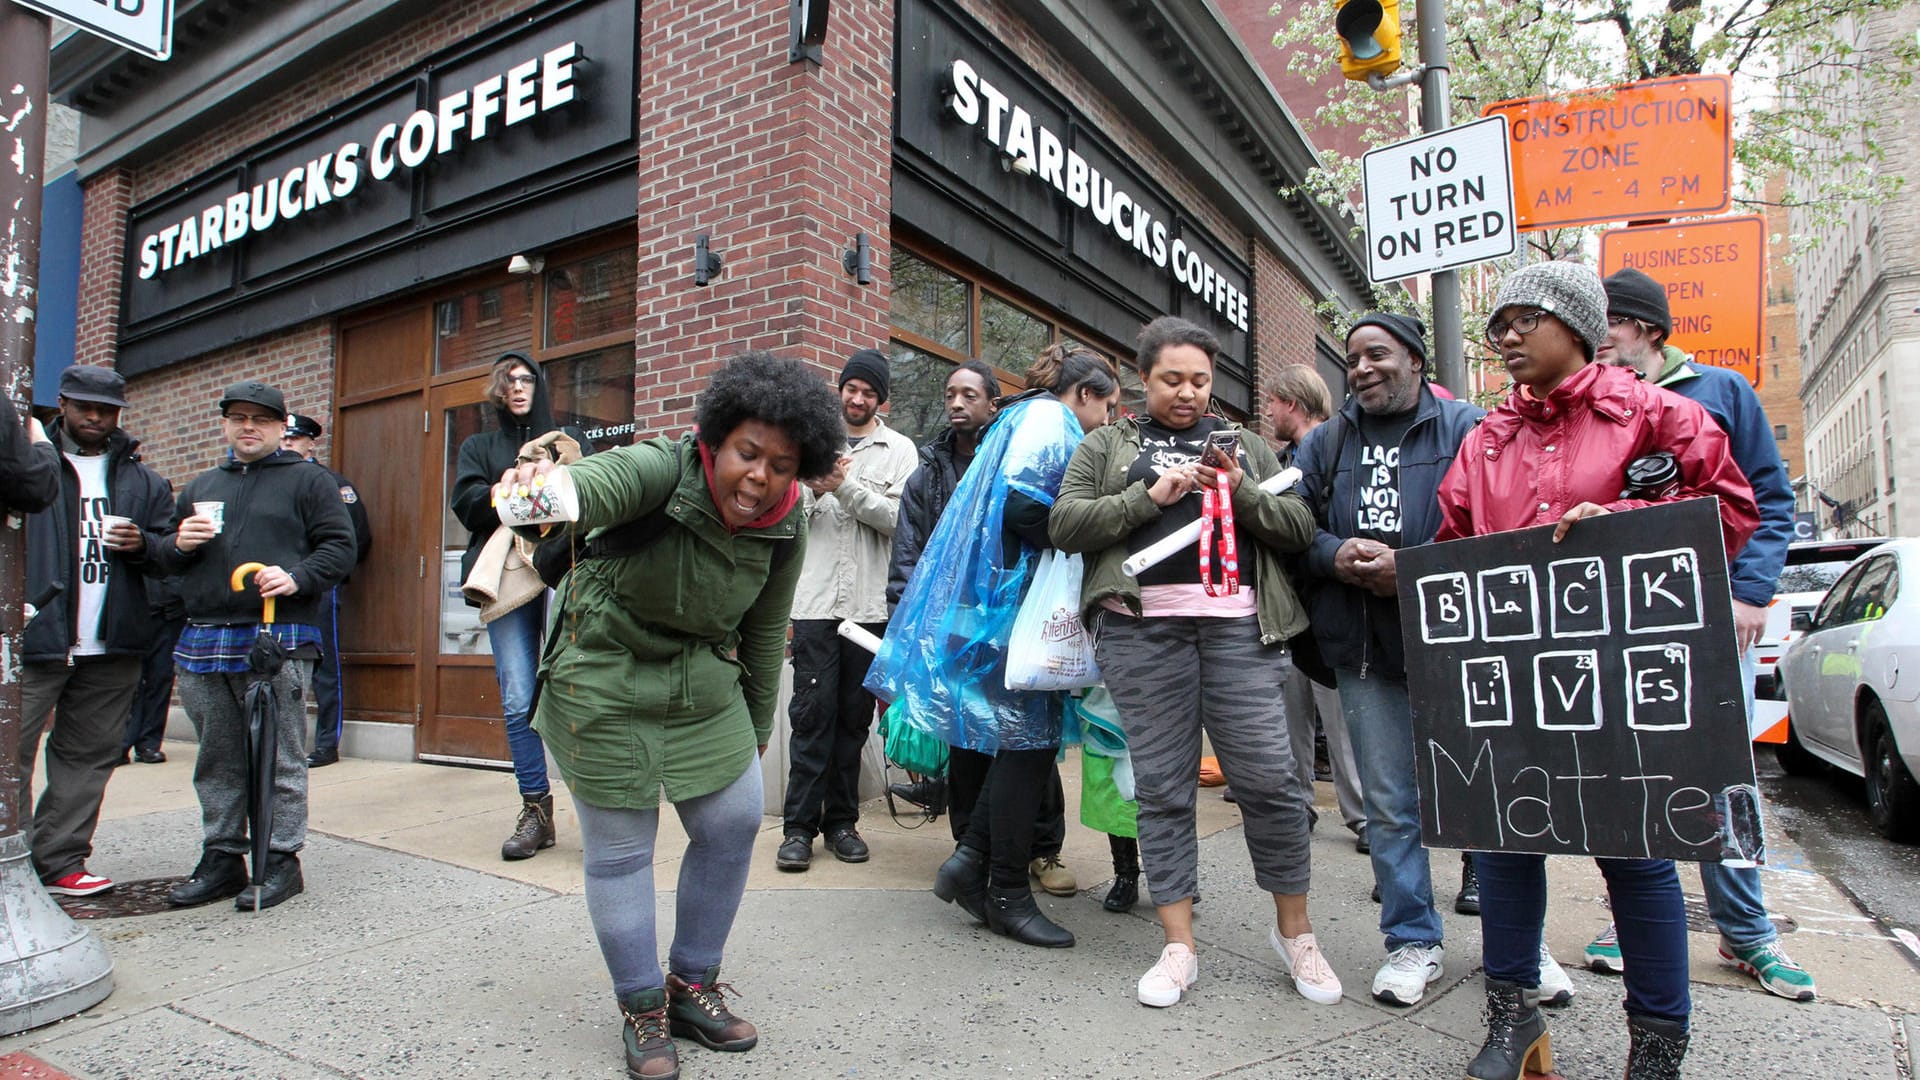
[1094,613,1312,905]
[573,755,764,995]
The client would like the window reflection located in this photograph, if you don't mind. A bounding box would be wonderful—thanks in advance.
[435,279,534,374]
[891,249,969,352]
[546,251,638,347]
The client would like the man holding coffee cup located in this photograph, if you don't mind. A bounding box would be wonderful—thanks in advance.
[21,365,173,897]
[154,381,357,912]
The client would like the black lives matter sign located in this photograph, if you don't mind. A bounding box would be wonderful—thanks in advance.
[1396,500,1762,863]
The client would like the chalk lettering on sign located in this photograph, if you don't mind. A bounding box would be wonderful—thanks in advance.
[1624,643,1693,730]
[1478,565,1540,641]
[1462,656,1513,727]
[1504,765,1577,845]
[1665,783,1718,848]
[1624,548,1705,634]
[1548,556,1609,638]
[1429,739,1504,846]
[1417,572,1475,643]
[1533,650,1602,730]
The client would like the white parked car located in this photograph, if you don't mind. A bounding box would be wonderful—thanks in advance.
[1754,538,1890,702]
[1775,538,1920,841]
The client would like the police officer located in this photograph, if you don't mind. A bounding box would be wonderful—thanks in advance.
[281,413,372,768]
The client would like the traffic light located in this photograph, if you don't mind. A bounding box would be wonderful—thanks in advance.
[1335,0,1404,81]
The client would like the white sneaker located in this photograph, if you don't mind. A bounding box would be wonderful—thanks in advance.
[1371,943,1445,1006]
[1270,928,1344,1005]
[1535,942,1576,1007]
[1137,942,1199,1007]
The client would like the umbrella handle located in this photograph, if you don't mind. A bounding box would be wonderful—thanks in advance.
[230,561,277,625]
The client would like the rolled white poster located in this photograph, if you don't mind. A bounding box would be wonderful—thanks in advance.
[837,619,885,655]
[1120,466,1303,578]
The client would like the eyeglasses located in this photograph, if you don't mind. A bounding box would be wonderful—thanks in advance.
[223,412,282,428]
[505,374,538,388]
[1484,309,1552,346]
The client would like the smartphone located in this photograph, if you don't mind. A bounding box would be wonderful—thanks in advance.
[1204,428,1240,465]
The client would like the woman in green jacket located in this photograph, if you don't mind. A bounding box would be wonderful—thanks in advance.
[1050,316,1339,1010]
[495,352,842,1080]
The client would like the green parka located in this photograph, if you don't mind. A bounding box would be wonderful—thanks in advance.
[1048,417,1314,645]
[531,434,806,808]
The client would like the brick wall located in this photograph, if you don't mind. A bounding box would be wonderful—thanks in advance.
[631,0,895,434]
[74,168,131,369]
[1251,239,1326,439]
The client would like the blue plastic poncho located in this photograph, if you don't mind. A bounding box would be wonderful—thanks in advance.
[864,393,1085,753]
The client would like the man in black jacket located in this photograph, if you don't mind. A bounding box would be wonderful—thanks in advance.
[21,365,173,896]
[0,390,58,512]
[280,412,373,768]
[154,381,356,912]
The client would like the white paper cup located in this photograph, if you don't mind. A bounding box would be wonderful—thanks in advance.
[99,514,133,532]
[194,500,226,533]
[495,468,580,527]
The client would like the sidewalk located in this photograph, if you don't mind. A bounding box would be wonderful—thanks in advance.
[3,742,1915,1079]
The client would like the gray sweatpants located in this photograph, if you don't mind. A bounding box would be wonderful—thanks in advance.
[176,661,312,858]
[1094,613,1313,905]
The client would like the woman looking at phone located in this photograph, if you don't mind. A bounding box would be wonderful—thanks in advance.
[1050,316,1338,1009]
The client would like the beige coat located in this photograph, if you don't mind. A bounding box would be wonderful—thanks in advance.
[788,419,917,623]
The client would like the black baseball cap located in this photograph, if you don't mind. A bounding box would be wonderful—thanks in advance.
[285,413,323,438]
[219,381,287,419]
[58,366,129,408]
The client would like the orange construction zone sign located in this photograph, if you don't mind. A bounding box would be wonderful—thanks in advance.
[1485,75,1732,232]
[1599,216,1767,388]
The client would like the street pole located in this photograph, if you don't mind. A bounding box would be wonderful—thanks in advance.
[0,4,115,1035]
[1415,0,1466,396]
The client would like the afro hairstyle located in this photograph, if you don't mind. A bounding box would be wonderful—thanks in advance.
[695,350,847,480]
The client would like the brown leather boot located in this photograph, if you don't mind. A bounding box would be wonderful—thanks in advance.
[616,987,679,1079]
[666,966,758,1052]
[501,793,556,861]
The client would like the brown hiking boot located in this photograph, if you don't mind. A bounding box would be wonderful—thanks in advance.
[666,966,758,1051]
[501,793,555,861]
[617,987,679,1079]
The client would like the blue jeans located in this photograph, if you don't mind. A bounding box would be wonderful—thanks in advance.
[573,756,764,994]
[486,598,549,797]
[1337,668,1443,949]
[1703,647,1775,947]
[1478,852,1690,1024]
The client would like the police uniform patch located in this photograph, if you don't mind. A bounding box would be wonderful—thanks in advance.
[340,485,358,504]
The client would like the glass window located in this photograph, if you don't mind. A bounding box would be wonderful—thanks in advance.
[547,347,641,453]
[1814,561,1870,630]
[545,250,637,347]
[890,248,969,353]
[435,279,535,374]
[886,343,957,446]
[979,292,1050,378]
[1840,557,1897,623]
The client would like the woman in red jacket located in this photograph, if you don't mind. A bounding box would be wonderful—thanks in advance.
[1435,261,1757,1080]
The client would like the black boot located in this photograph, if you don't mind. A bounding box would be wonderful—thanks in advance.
[666,965,757,1052]
[933,845,988,924]
[617,987,680,1080]
[1624,1013,1689,1079]
[235,853,303,911]
[1104,835,1140,913]
[985,886,1075,948]
[1456,852,1481,915]
[501,793,556,861]
[889,776,947,813]
[167,849,248,907]
[1465,978,1552,1080]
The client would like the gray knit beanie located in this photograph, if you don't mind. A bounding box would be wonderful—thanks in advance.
[1490,261,1608,358]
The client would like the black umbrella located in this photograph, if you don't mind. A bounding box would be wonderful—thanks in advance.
[230,563,286,911]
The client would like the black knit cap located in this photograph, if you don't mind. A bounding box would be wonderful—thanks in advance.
[840,348,891,405]
[1348,312,1428,367]
[1602,268,1672,336]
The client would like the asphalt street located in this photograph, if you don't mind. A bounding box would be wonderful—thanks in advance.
[1758,751,1920,957]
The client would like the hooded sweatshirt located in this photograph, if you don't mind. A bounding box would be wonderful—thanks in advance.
[449,356,594,592]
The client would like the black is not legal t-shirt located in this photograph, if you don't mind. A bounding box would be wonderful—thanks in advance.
[1125,417,1253,587]
[1353,407,1418,547]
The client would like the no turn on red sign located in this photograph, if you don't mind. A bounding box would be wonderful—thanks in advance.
[1361,116,1518,284]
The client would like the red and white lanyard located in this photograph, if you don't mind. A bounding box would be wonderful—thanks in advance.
[1198,467,1240,596]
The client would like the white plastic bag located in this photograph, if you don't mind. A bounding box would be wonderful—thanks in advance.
[1004,550,1100,691]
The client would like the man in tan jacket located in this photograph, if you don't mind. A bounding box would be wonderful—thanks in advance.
[777,350,917,871]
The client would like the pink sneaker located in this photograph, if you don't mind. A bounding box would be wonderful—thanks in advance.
[44,870,114,897]
[1137,942,1199,1007]
[1271,927,1343,1005]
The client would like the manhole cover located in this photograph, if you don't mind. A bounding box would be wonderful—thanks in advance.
[1600,893,1797,935]
[54,877,190,919]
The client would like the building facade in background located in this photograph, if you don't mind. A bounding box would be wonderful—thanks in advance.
[1790,3,1920,539]
[52,0,1368,765]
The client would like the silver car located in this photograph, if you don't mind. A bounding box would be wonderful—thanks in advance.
[1776,538,1920,841]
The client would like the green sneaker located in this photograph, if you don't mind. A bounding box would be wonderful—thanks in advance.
[1584,922,1624,974]
[1719,938,1816,1001]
